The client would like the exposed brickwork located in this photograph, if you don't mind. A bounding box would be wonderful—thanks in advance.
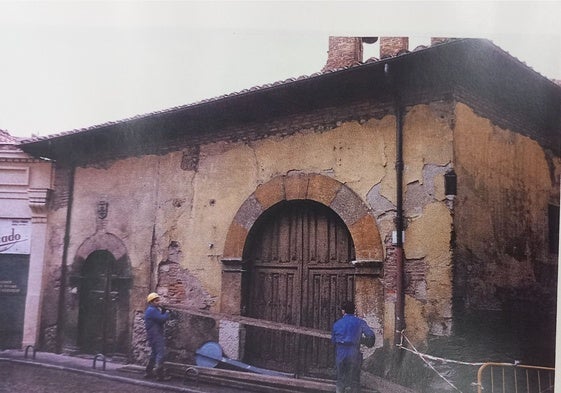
[383,237,398,292]
[380,37,409,58]
[382,237,427,300]
[431,37,454,45]
[51,164,72,210]
[156,260,214,309]
[84,100,393,167]
[322,37,363,72]
[133,244,219,365]
[404,258,427,299]
[159,262,188,303]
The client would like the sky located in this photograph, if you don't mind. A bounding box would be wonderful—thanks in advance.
[0,1,560,139]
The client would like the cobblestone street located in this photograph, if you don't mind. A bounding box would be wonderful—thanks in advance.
[0,359,245,393]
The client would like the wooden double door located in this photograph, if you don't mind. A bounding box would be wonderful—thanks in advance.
[243,200,356,377]
[77,250,130,355]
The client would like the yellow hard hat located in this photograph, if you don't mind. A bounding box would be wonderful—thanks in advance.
[146,292,160,303]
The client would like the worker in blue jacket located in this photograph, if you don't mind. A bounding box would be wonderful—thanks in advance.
[144,292,171,381]
[332,300,375,393]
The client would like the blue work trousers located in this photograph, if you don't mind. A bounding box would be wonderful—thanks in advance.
[336,354,362,393]
[147,333,166,367]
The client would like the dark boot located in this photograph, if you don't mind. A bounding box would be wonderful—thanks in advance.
[155,365,171,381]
[144,360,155,379]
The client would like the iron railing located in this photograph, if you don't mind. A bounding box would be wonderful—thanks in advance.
[477,362,554,393]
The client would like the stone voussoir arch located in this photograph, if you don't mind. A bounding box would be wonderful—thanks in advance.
[72,232,129,275]
[223,173,383,262]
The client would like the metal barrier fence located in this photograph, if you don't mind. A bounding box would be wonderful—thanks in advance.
[477,362,554,393]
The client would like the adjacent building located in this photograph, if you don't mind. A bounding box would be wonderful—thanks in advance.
[0,130,53,350]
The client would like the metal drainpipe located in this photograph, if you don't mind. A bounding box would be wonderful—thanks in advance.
[56,165,75,352]
[385,63,406,346]
[394,98,405,346]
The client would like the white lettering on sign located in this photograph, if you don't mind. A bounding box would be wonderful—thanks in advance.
[0,280,21,294]
[0,219,31,254]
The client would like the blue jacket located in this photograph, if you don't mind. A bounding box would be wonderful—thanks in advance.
[332,314,375,365]
[144,304,170,341]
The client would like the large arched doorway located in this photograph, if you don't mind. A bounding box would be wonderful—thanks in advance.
[242,200,355,377]
[76,250,130,355]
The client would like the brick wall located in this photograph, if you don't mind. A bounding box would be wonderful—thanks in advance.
[380,37,409,58]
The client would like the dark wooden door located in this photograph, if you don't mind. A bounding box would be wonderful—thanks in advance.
[77,250,128,355]
[243,200,355,377]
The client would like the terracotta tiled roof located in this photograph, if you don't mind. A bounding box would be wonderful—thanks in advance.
[18,38,561,163]
[17,39,462,144]
[18,71,327,144]
[20,37,558,147]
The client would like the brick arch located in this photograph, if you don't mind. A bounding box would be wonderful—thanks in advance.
[223,173,383,261]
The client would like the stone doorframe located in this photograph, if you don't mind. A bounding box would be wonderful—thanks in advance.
[220,173,384,315]
[64,232,131,352]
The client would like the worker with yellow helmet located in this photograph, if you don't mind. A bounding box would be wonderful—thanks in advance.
[144,292,171,381]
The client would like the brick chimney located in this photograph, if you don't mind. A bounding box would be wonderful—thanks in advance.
[431,37,454,45]
[380,37,409,58]
[323,37,363,72]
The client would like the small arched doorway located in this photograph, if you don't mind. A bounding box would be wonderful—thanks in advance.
[242,200,355,377]
[77,250,130,355]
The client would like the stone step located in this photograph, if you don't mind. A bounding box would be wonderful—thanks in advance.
[119,362,378,392]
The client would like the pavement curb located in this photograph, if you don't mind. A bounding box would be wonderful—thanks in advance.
[0,356,207,393]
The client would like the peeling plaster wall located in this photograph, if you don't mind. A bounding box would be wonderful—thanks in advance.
[391,102,455,343]
[453,103,558,312]
[39,100,459,358]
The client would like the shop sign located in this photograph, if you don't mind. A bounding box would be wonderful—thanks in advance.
[0,219,31,254]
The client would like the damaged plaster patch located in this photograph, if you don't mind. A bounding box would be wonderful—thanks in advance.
[180,146,200,171]
[404,181,432,218]
[404,164,450,217]
[429,100,456,130]
[157,242,214,310]
[366,183,395,219]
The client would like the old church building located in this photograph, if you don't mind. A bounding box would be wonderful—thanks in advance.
[15,37,561,389]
